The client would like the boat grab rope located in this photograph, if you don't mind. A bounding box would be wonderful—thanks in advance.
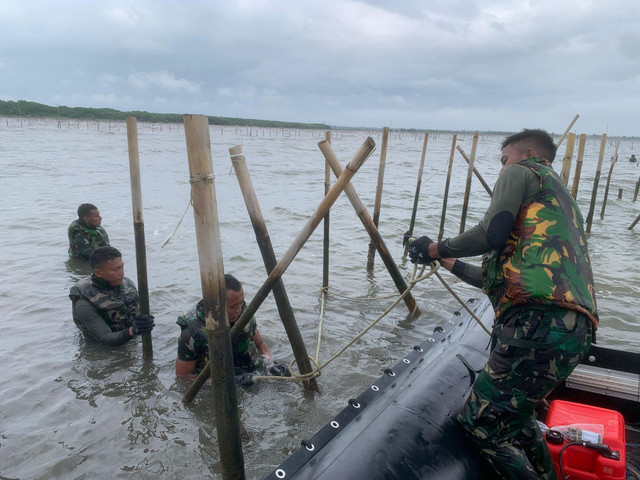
[252,261,491,383]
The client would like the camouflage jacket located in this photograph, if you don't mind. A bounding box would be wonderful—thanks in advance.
[176,300,263,374]
[482,157,598,327]
[68,219,110,259]
[69,275,139,337]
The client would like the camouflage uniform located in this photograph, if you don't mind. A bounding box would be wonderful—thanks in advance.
[457,158,598,479]
[69,275,138,346]
[176,300,263,375]
[68,219,110,259]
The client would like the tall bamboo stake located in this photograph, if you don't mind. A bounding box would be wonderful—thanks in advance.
[367,126,389,270]
[556,114,580,149]
[560,133,576,186]
[600,138,621,220]
[460,131,478,234]
[586,134,607,234]
[318,141,419,315]
[183,114,245,480]
[438,135,457,242]
[125,117,153,359]
[633,176,640,202]
[403,132,429,258]
[457,146,493,197]
[229,145,318,393]
[571,134,587,200]
[183,137,376,401]
[323,131,331,289]
[628,212,640,230]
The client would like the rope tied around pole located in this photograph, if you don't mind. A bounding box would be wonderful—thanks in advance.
[189,172,216,184]
[250,261,491,383]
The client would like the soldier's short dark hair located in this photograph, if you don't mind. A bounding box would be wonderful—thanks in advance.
[91,246,122,270]
[225,274,242,292]
[502,129,557,163]
[78,203,98,218]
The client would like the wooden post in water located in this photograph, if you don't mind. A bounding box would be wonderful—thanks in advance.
[403,132,429,258]
[438,135,457,242]
[367,126,389,271]
[628,212,640,230]
[125,117,153,359]
[460,131,478,234]
[618,188,623,199]
[586,134,607,234]
[633,176,640,202]
[560,133,576,187]
[571,134,587,200]
[183,137,376,400]
[183,114,245,480]
[600,138,621,220]
[556,114,580,149]
[457,146,493,197]
[323,131,331,290]
[229,145,318,393]
[319,141,419,315]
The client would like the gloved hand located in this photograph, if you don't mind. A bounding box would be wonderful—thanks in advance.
[132,314,155,335]
[402,230,414,247]
[268,361,291,377]
[235,373,255,387]
[408,235,436,264]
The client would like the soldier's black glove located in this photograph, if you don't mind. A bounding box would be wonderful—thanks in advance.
[235,373,255,387]
[132,314,155,335]
[408,235,436,264]
[402,230,414,247]
[268,361,291,377]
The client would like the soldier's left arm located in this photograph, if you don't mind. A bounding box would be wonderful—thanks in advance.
[253,329,273,361]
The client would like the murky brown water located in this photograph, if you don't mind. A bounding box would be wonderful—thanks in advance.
[1,118,638,479]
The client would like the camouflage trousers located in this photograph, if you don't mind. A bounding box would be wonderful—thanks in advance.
[458,307,592,480]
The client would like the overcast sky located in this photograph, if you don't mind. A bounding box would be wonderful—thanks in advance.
[1,0,639,136]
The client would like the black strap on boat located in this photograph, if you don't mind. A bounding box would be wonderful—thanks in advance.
[456,354,483,386]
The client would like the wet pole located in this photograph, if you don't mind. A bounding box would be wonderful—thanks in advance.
[560,133,576,187]
[460,131,478,234]
[367,126,389,271]
[228,145,319,393]
[556,114,580,149]
[126,117,153,359]
[438,135,457,242]
[628,213,640,231]
[571,134,587,200]
[456,146,493,197]
[183,114,245,480]
[585,134,607,234]
[183,137,375,401]
[323,131,331,290]
[318,141,419,315]
[403,132,429,258]
[600,138,621,220]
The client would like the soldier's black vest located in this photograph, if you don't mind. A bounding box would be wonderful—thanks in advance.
[70,275,138,332]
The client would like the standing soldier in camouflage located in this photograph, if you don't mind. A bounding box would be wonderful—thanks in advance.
[68,203,110,260]
[409,129,597,479]
[70,246,155,347]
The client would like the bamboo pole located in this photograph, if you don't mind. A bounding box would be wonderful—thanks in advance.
[323,131,331,289]
[560,133,576,187]
[460,131,479,234]
[586,134,607,234]
[633,176,640,202]
[403,132,429,257]
[367,126,389,270]
[456,146,493,197]
[556,114,580,149]
[182,137,376,401]
[600,138,621,220]
[125,117,153,359]
[183,114,245,480]
[628,212,640,230]
[318,141,419,315]
[229,145,318,393]
[438,135,457,242]
[571,134,587,200]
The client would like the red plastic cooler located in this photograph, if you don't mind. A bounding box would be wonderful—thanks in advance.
[545,400,626,480]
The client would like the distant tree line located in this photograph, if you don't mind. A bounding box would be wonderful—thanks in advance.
[0,99,331,130]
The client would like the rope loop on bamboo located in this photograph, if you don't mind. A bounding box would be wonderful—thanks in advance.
[189,173,215,184]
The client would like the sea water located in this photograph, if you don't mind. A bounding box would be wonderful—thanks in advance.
[1,118,638,479]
